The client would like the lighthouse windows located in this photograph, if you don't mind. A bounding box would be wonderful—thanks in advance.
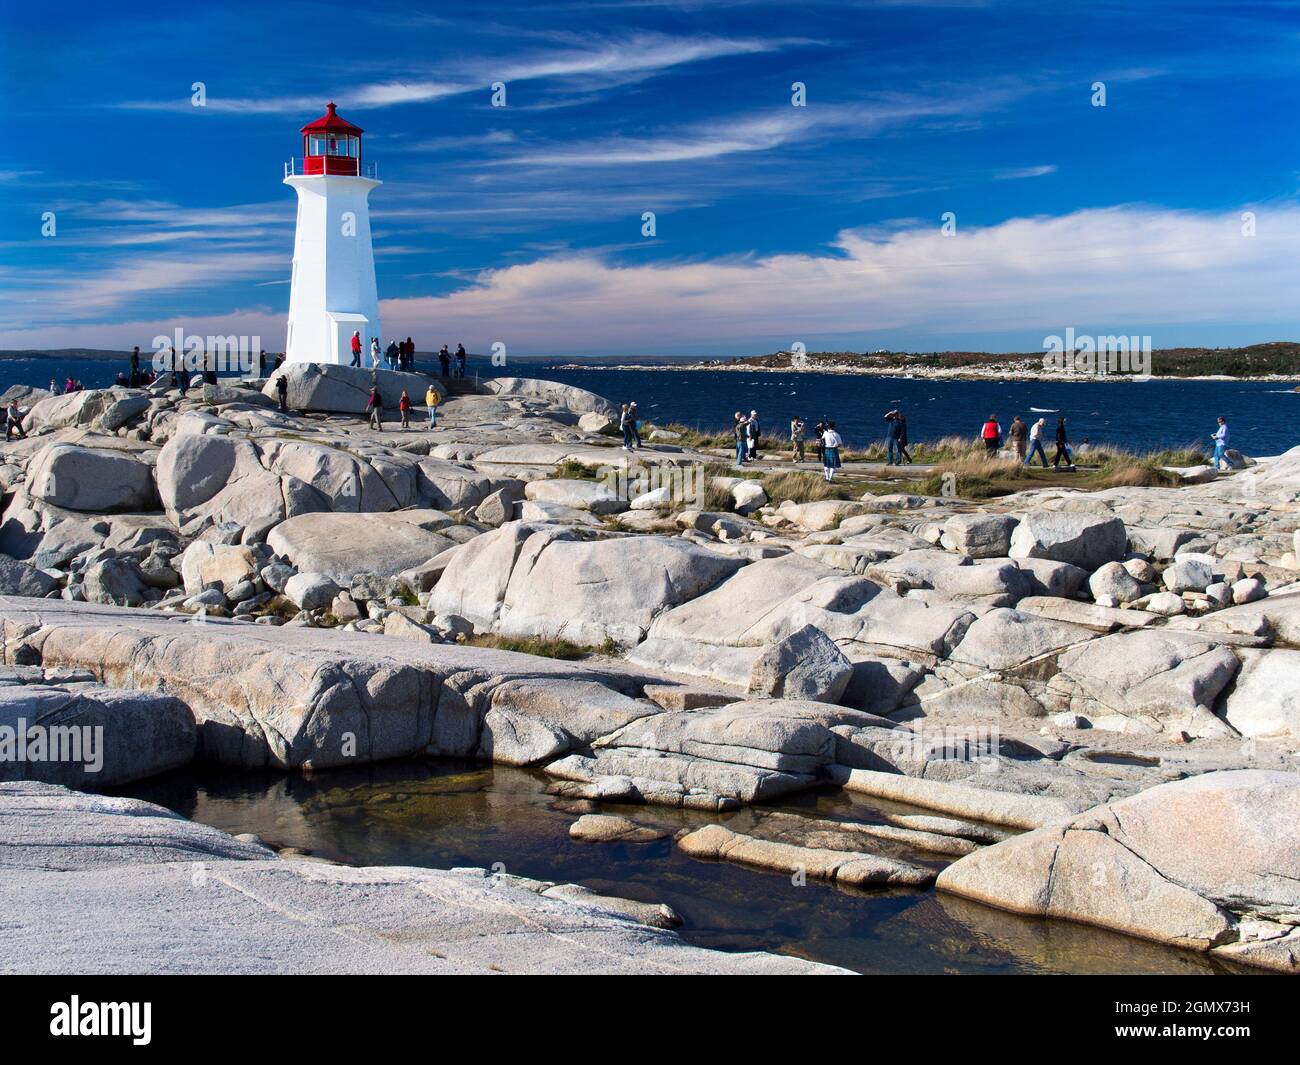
[308,134,358,157]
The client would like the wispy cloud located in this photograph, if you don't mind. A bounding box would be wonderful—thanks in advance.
[113,33,805,114]
[995,164,1057,181]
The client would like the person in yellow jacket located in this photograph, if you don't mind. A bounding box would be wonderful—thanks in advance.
[425,384,442,428]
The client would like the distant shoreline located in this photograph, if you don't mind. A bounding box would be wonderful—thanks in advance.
[553,361,1300,385]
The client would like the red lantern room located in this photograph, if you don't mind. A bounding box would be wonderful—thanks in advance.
[300,102,363,176]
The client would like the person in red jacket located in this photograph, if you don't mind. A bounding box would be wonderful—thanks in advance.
[981,414,1002,455]
[398,389,412,430]
[350,330,362,367]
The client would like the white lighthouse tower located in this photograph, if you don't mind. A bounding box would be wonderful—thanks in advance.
[283,103,382,365]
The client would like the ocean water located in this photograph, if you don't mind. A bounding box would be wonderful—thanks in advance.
[5,355,1297,457]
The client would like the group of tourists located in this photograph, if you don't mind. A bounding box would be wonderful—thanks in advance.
[733,410,763,465]
[437,344,467,378]
[359,380,444,431]
[981,413,1076,470]
[349,332,419,372]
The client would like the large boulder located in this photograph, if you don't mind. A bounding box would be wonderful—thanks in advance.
[267,510,459,584]
[1052,629,1241,737]
[1223,648,1300,738]
[0,680,195,789]
[524,478,627,515]
[484,377,617,416]
[940,514,1018,558]
[431,524,743,645]
[20,388,144,434]
[748,624,853,703]
[26,444,156,513]
[1009,513,1127,571]
[156,433,285,534]
[178,542,261,596]
[263,362,436,414]
[81,559,150,607]
[0,556,58,598]
[936,771,1300,971]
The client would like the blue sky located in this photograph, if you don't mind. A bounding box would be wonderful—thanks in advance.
[2,0,1298,356]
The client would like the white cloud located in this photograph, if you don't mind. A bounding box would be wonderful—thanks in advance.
[995,164,1057,180]
[6,204,1295,354]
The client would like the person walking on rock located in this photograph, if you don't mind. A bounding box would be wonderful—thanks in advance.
[371,337,382,369]
[438,344,451,377]
[275,372,289,413]
[386,339,400,370]
[367,385,383,430]
[351,330,362,367]
[425,383,441,428]
[1025,417,1049,468]
[1053,416,1074,470]
[981,414,1002,456]
[884,410,904,465]
[1008,415,1027,461]
[813,417,828,464]
[398,389,412,429]
[733,411,749,468]
[821,421,843,481]
[1211,416,1230,470]
[5,402,25,441]
[896,411,913,463]
[790,416,806,463]
[745,410,761,461]
[627,402,643,448]
[404,337,416,372]
[455,344,467,378]
[620,404,636,450]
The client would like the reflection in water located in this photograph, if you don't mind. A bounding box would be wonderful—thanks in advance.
[122,759,1225,976]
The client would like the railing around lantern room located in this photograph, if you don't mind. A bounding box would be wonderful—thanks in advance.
[284,158,379,179]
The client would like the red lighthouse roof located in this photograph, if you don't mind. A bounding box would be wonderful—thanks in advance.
[300,102,363,137]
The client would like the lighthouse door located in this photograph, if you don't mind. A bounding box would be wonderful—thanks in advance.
[327,311,370,366]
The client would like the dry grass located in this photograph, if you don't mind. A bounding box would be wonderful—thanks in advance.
[917,449,1187,498]
[466,633,617,659]
[758,469,858,503]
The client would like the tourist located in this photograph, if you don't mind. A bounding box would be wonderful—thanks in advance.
[981,414,1002,456]
[130,345,140,385]
[5,402,25,441]
[628,402,643,448]
[1211,416,1230,470]
[821,421,843,481]
[438,344,451,377]
[366,385,383,429]
[1053,416,1075,471]
[386,339,400,370]
[404,337,415,372]
[1025,417,1050,468]
[351,330,362,367]
[790,416,806,463]
[48,378,57,394]
[455,343,467,377]
[259,349,268,377]
[746,409,761,460]
[398,389,412,429]
[733,412,748,467]
[1008,415,1027,461]
[425,382,441,428]
[274,351,285,371]
[896,411,913,463]
[884,410,903,465]
[370,337,382,369]
[64,377,76,394]
[275,372,289,413]
[620,404,636,450]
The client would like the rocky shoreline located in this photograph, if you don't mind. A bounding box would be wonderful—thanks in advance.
[0,363,1297,974]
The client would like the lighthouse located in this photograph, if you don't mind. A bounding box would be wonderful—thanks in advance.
[283,103,382,365]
